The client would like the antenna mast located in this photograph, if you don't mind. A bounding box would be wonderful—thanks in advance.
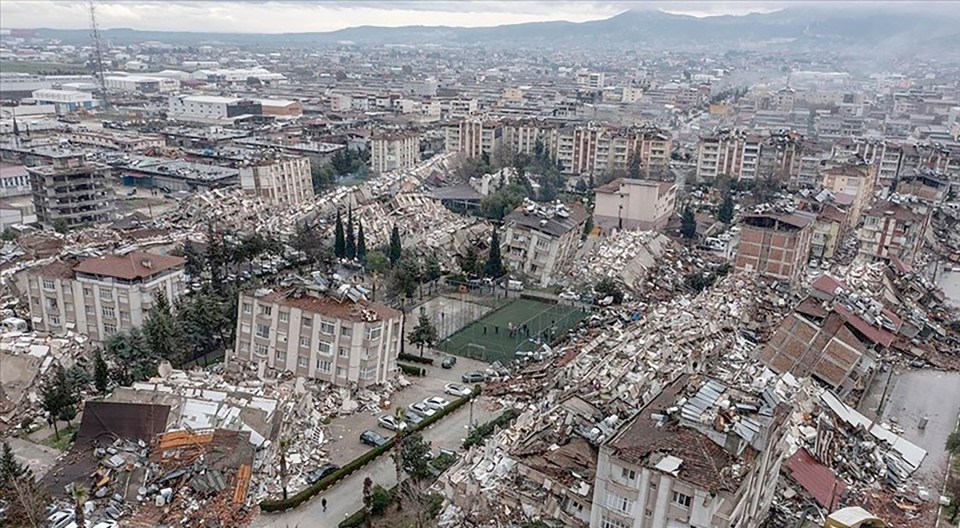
[89,1,109,110]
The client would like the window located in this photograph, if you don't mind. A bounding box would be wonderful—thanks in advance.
[261,305,272,316]
[240,342,250,353]
[297,356,308,368]
[320,320,335,335]
[317,359,332,373]
[103,322,117,335]
[120,311,130,322]
[279,311,289,322]
[256,324,270,339]
[102,307,115,319]
[300,337,311,348]
[83,287,92,297]
[672,492,692,509]
[365,325,382,340]
[302,317,312,327]
[275,350,286,361]
[49,314,61,326]
[254,344,269,358]
[339,347,349,358]
[336,367,346,377]
[606,492,633,515]
[243,303,252,314]
[621,467,636,481]
[46,297,58,310]
[340,326,352,337]
[360,367,376,380]
[99,287,113,301]
[600,517,629,528]
[42,278,55,290]
[318,341,332,355]
[86,305,95,315]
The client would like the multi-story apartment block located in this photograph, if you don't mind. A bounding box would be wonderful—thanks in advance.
[695,129,763,182]
[590,375,788,528]
[20,251,185,340]
[758,131,806,185]
[735,210,816,284]
[810,204,849,260]
[820,161,877,228]
[552,124,671,177]
[502,201,588,287]
[831,138,904,186]
[593,178,676,232]
[239,156,314,206]
[444,118,502,159]
[231,284,403,388]
[370,131,420,173]
[858,200,929,265]
[28,153,114,229]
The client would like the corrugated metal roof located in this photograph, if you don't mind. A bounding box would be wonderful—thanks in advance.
[786,448,847,508]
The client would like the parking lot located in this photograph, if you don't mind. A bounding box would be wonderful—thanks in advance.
[320,350,495,466]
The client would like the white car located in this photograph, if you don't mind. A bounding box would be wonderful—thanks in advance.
[559,291,580,301]
[378,414,408,431]
[444,383,472,397]
[423,397,450,410]
[408,402,437,417]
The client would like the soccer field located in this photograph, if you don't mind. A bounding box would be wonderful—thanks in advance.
[437,298,587,364]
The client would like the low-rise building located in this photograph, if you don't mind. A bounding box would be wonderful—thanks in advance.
[239,156,314,206]
[370,131,419,173]
[257,99,303,117]
[0,162,30,198]
[168,95,262,120]
[31,89,96,113]
[593,178,676,232]
[20,251,186,340]
[231,283,403,388]
[502,200,588,287]
[590,374,788,528]
[735,210,816,284]
[104,75,180,94]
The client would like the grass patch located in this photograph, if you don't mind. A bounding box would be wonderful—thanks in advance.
[0,61,88,75]
[42,425,79,451]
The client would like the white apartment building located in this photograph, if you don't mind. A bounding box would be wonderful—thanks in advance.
[231,286,403,388]
[696,130,763,181]
[20,252,186,341]
[502,201,588,287]
[239,156,315,206]
[444,119,503,159]
[370,131,420,173]
[593,178,677,232]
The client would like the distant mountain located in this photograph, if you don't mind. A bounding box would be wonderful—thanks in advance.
[21,8,960,57]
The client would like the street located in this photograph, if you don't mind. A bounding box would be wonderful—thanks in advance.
[252,394,500,528]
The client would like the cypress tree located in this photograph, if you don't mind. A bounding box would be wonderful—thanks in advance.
[357,219,366,263]
[389,225,402,266]
[334,209,345,258]
[345,207,356,260]
[484,230,505,278]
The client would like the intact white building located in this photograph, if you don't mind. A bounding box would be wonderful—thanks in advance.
[31,89,96,113]
[370,131,419,173]
[239,156,315,206]
[105,75,180,94]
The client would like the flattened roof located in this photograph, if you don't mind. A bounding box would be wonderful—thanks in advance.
[73,251,185,280]
[786,448,847,508]
[258,288,402,323]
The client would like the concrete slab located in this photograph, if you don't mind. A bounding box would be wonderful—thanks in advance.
[6,437,60,480]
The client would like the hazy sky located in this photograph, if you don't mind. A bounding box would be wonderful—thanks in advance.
[0,1,951,34]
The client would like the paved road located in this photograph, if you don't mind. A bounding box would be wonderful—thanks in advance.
[252,396,499,528]
[6,437,60,480]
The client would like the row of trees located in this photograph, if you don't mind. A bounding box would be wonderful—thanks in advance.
[456,230,505,280]
[334,208,368,262]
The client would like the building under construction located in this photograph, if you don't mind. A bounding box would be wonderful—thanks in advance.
[28,152,114,229]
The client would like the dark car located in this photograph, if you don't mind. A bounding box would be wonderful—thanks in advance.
[441,356,457,369]
[404,412,424,426]
[461,371,486,383]
[306,463,340,484]
[360,430,389,447]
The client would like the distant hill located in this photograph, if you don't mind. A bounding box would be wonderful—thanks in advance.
[20,8,960,57]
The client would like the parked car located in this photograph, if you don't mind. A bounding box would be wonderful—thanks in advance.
[444,383,472,397]
[378,414,408,431]
[558,291,580,301]
[306,463,340,484]
[423,397,450,411]
[441,356,457,369]
[462,371,486,383]
[404,412,424,426]
[408,401,437,418]
[360,430,389,447]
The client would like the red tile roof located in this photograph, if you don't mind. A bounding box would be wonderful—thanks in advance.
[811,274,849,298]
[832,304,896,348]
[786,448,847,508]
[73,251,185,280]
[259,288,401,323]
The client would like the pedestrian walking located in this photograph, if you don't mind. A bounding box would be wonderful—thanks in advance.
[322,497,327,512]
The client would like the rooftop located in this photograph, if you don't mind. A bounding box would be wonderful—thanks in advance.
[504,200,588,238]
[72,251,185,280]
[255,287,402,323]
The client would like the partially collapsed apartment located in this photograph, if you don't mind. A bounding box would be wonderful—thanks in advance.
[590,374,789,528]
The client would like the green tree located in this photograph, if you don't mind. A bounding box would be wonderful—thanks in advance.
[0,442,26,483]
[70,483,88,528]
[52,218,69,234]
[292,221,330,265]
[365,249,389,275]
[389,225,402,266]
[479,183,528,220]
[595,277,624,304]
[356,219,366,263]
[389,256,421,299]
[363,477,374,527]
[205,223,228,289]
[334,210,346,259]
[105,327,158,384]
[484,230,506,279]
[680,206,697,240]
[345,207,356,260]
[183,240,205,279]
[409,314,439,357]
[422,254,441,282]
[0,441,47,528]
[144,291,183,365]
[40,366,77,440]
[947,431,960,455]
[93,349,109,394]
[718,193,734,223]
[400,431,434,481]
[457,244,483,278]
[628,151,641,179]
[311,163,336,193]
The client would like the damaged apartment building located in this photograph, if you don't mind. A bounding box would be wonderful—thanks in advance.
[230,276,403,387]
[502,198,588,287]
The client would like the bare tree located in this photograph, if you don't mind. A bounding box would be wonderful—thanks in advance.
[278,437,291,500]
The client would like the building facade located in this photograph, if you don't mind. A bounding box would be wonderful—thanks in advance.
[735,211,816,284]
[28,154,114,229]
[239,156,314,206]
[593,178,676,232]
[820,161,877,228]
[370,131,420,173]
[20,251,185,341]
[231,287,403,388]
[696,130,763,182]
[858,200,929,265]
[502,202,588,287]
[444,119,502,158]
